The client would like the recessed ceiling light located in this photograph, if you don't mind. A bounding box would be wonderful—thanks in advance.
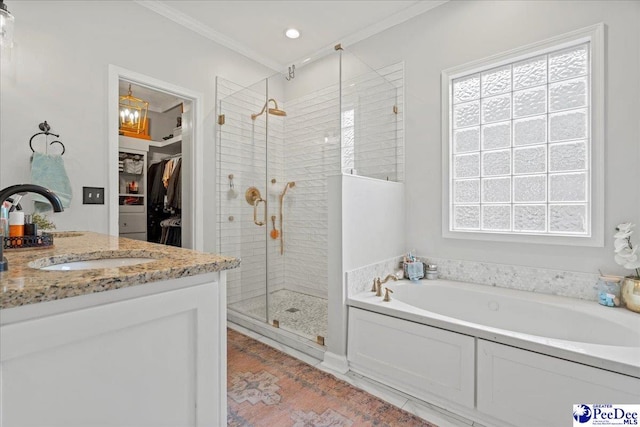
[285,28,300,39]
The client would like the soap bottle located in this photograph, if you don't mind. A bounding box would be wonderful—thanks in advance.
[0,201,8,237]
[25,214,38,237]
[0,202,8,256]
[9,211,24,247]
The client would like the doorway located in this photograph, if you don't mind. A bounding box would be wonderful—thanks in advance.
[107,66,204,250]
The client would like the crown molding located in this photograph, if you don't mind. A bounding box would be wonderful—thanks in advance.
[135,0,448,74]
[134,0,282,72]
[290,0,449,69]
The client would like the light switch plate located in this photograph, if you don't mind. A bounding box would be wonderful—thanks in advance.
[83,187,105,204]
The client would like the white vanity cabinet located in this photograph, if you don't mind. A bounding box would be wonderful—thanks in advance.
[0,272,227,427]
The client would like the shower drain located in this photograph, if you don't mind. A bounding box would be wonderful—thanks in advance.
[285,308,300,313]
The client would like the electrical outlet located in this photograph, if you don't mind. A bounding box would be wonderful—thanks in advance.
[83,187,105,205]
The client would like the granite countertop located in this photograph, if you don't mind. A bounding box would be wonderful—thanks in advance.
[0,231,240,309]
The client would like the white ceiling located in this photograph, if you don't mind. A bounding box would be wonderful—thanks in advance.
[136,0,447,71]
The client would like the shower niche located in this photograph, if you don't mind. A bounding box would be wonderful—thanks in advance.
[217,48,404,355]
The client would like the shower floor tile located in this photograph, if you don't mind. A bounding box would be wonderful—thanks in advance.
[229,289,328,341]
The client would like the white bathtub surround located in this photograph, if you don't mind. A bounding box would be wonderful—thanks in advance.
[347,280,640,427]
[420,256,600,301]
[346,253,602,301]
[345,255,404,296]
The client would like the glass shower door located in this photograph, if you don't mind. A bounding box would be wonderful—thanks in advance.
[218,79,270,323]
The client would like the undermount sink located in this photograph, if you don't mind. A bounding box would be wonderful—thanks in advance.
[39,258,156,271]
[29,250,159,271]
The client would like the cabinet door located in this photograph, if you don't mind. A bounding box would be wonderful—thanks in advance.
[1,280,223,427]
[348,308,475,408]
[477,339,640,427]
[119,213,146,234]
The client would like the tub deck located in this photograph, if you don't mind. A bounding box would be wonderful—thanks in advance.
[348,279,640,378]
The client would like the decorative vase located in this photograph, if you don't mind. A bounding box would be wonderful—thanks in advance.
[620,277,640,313]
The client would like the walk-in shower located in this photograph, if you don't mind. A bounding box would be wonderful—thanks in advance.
[217,47,404,355]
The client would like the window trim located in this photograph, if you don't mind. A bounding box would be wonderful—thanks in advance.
[441,23,604,247]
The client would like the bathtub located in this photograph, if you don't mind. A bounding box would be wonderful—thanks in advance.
[347,279,640,427]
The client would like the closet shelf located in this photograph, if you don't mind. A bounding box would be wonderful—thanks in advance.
[148,135,182,148]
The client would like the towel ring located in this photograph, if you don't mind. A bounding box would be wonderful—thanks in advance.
[48,140,66,155]
[29,132,65,155]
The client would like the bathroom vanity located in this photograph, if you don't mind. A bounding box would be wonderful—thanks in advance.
[0,232,239,427]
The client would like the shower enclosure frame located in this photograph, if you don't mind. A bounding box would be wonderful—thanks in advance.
[216,48,403,358]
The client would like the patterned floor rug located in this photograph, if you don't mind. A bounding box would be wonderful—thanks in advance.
[227,329,438,427]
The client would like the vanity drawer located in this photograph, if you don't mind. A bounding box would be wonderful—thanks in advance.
[119,213,146,233]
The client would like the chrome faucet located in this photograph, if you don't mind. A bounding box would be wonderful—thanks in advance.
[0,184,64,213]
[0,184,64,272]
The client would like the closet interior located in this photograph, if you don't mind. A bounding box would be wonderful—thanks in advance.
[118,81,188,247]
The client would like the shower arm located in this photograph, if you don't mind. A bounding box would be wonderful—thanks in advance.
[251,98,283,120]
[251,103,269,120]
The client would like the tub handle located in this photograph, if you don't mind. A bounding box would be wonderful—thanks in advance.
[253,198,266,226]
[383,287,394,302]
[371,278,381,293]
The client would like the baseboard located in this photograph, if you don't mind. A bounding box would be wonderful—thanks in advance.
[321,351,349,374]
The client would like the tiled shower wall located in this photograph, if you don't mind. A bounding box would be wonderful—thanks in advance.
[282,84,342,297]
[217,62,404,305]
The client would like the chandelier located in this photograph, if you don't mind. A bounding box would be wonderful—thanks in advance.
[119,84,149,134]
[0,0,14,49]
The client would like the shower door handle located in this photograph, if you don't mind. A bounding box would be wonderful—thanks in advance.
[253,198,266,226]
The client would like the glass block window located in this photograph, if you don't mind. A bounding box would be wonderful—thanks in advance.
[449,42,592,237]
[341,109,355,173]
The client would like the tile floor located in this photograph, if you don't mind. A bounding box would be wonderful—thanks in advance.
[229,289,328,340]
[228,322,487,427]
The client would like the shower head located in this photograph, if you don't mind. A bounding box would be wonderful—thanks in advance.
[251,98,287,120]
[268,107,287,117]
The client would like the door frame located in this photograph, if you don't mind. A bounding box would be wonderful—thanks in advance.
[107,65,204,250]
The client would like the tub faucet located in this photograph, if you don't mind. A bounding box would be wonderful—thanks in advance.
[371,277,382,296]
[0,184,64,212]
[383,287,394,302]
[381,274,399,284]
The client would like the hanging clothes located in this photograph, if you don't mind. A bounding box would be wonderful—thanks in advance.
[149,159,168,205]
[147,159,170,243]
[147,155,182,244]
[166,158,182,210]
[160,216,181,247]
